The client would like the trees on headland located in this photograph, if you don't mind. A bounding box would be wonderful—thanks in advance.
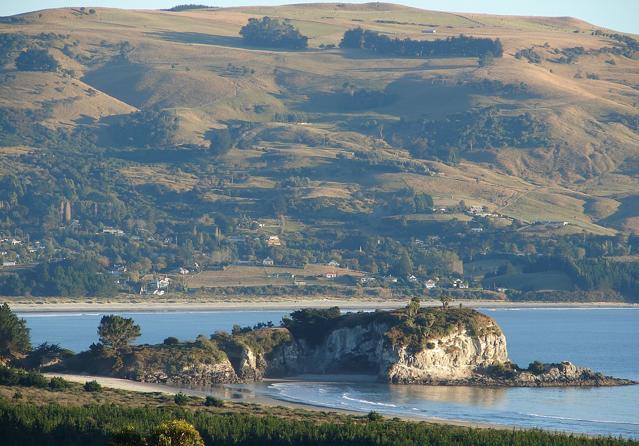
[240,17,308,49]
[97,315,141,352]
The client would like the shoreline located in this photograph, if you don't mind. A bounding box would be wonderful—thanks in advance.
[42,373,522,432]
[6,297,639,313]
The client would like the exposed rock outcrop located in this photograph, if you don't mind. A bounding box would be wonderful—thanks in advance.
[59,307,635,388]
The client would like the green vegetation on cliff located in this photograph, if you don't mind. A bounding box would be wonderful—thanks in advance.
[282,303,500,353]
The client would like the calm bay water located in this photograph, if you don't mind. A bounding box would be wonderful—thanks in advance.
[19,307,639,438]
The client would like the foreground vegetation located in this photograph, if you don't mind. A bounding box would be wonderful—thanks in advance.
[0,387,636,446]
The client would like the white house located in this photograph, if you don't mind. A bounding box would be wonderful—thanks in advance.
[324,272,337,279]
[452,279,468,289]
[262,257,274,266]
[102,228,125,236]
[157,277,171,289]
[408,275,419,283]
[425,279,437,289]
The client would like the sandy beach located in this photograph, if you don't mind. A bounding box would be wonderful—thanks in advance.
[6,297,638,313]
[44,372,513,431]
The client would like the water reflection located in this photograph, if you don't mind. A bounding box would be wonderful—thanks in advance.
[390,384,507,407]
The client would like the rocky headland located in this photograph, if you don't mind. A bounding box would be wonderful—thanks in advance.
[56,303,635,387]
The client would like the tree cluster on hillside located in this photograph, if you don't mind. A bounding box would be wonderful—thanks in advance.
[0,33,28,66]
[239,17,308,50]
[0,259,117,297]
[336,83,395,110]
[0,107,95,149]
[15,48,59,72]
[390,106,549,162]
[340,28,503,59]
[166,4,214,12]
[108,110,179,148]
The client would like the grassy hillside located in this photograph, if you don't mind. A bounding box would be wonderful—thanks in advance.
[2,4,638,230]
[1,3,639,301]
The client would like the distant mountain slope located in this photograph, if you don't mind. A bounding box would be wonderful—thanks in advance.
[0,3,638,233]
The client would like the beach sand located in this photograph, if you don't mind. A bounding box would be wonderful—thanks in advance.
[6,297,638,313]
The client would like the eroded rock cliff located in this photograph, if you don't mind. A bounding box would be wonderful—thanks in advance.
[58,306,634,387]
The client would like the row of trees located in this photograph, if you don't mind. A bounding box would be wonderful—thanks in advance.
[340,28,503,58]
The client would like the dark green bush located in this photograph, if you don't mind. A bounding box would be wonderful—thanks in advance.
[83,380,102,392]
[47,376,69,391]
[367,411,383,422]
[174,392,189,405]
[15,48,59,72]
[204,396,224,407]
[17,370,48,388]
[163,337,180,345]
[528,361,546,375]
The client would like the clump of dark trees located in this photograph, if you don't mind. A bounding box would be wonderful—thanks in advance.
[239,16,308,49]
[0,259,117,297]
[15,48,59,72]
[390,106,548,163]
[340,27,503,59]
[166,4,215,12]
[108,110,179,148]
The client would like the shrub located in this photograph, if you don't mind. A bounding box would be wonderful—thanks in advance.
[528,361,545,375]
[15,48,59,72]
[48,376,69,391]
[367,411,383,421]
[0,366,19,385]
[174,392,189,406]
[426,342,436,350]
[153,419,204,446]
[84,380,102,392]
[204,396,224,407]
[163,336,180,345]
[18,370,48,388]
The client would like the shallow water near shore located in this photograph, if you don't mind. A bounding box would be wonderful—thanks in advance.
[20,307,639,438]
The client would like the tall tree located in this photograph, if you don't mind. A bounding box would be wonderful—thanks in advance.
[97,315,141,351]
[0,303,31,359]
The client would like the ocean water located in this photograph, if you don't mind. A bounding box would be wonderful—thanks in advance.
[18,307,639,438]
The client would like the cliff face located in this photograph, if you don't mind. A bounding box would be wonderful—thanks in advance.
[267,314,509,384]
[385,326,508,383]
[267,323,392,376]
